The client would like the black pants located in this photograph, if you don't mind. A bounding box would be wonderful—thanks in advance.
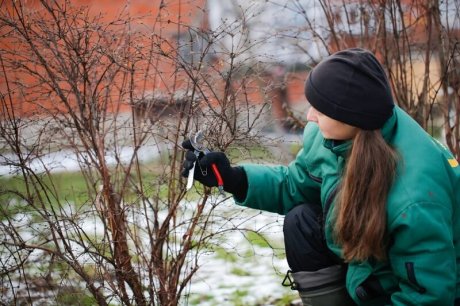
[283,204,356,306]
[283,203,342,272]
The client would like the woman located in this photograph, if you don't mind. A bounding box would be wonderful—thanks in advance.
[182,48,460,305]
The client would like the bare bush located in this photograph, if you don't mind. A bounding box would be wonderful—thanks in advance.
[0,1,278,305]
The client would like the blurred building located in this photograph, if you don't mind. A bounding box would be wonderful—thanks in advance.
[2,0,458,131]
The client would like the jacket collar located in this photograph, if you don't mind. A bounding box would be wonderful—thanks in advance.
[380,107,397,142]
[323,138,352,158]
[322,107,397,158]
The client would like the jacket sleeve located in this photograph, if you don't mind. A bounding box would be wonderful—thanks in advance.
[235,124,324,215]
[235,156,321,215]
[388,201,456,305]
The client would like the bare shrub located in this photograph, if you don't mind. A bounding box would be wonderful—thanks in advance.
[0,1,277,305]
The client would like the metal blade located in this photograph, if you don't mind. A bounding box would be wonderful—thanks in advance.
[186,161,196,190]
[190,130,206,152]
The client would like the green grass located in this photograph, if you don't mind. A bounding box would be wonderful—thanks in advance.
[0,171,89,204]
[244,231,286,259]
[0,141,274,205]
[226,144,276,163]
[245,231,271,248]
[231,267,251,277]
[188,293,215,305]
[0,167,165,221]
[55,289,97,306]
[265,292,300,306]
[214,246,239,263]
[227,289,250,306]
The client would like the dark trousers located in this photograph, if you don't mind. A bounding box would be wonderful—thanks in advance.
[282,204,356,306]
[283,203,342,272]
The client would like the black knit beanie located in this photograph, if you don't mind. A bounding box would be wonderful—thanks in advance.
[305,48,394,130]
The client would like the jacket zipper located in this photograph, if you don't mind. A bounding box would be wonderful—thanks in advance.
[307,172,322,183]
[405,262,427,293]
[323,183,339,221]
[321,183,342,264]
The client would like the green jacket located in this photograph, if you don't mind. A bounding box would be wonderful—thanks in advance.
[237,106,460,305]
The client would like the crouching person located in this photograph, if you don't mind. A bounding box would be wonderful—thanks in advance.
[182,48,460,305]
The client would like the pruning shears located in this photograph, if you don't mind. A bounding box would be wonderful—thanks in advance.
[186,130,225,196]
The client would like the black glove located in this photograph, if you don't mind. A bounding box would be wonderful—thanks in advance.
[181,139,248,200]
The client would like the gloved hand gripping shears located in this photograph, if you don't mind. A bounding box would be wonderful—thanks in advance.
[186,130,225,195]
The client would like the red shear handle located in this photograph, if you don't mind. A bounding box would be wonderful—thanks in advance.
[211,164,224,188]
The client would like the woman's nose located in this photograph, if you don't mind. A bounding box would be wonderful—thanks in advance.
[306,106,318,122]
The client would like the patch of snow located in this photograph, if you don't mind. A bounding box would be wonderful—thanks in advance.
[0,144,161,176]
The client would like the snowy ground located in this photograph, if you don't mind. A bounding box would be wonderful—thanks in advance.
[0,116,303,304]
[185,203,295,305]
[2,200,297,305]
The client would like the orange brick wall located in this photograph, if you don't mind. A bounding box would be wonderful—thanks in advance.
[1,0,207,116]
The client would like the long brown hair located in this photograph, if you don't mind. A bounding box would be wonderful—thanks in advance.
[334,129,398,262]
